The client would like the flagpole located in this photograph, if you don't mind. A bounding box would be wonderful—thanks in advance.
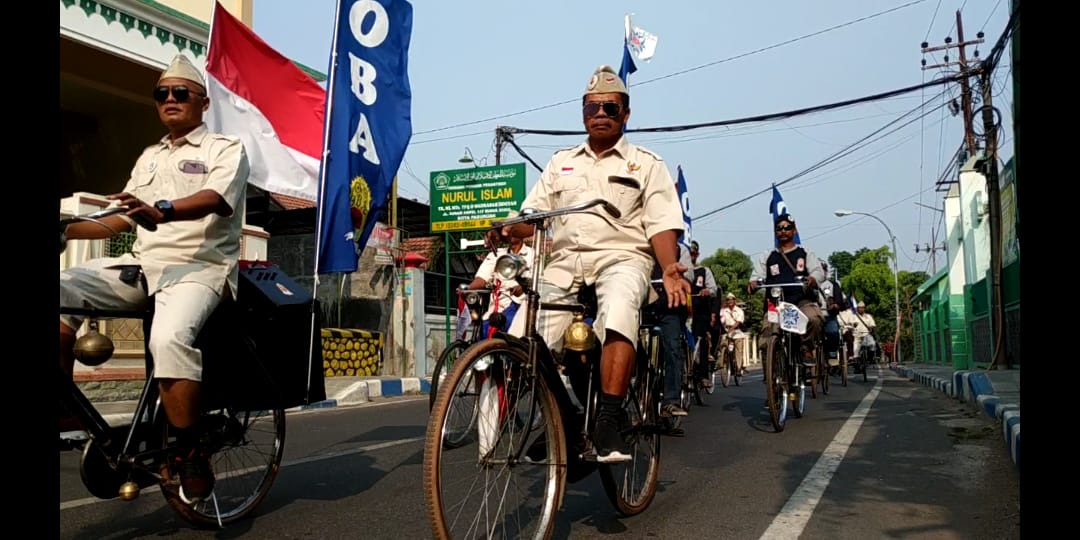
[308,0,346,401]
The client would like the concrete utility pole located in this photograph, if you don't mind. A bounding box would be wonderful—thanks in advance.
[921,10,985,159]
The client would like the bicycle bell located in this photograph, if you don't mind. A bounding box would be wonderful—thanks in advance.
[563,312,596,352]
[73,320,115,367]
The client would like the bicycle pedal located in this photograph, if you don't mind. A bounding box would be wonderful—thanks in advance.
[580,449,598,462]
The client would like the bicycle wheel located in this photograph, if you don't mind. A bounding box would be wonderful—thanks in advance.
[691,337,706,406]
[161,406,286,528]
[424,338,567,540]
[729,345,741,387]
[703,340,717,395]
[430,339,469,411]
[840,347,849,387]
[679,337,694,415]
[600,329,662,517]
[763,336,787,432]
[818,346,830,396]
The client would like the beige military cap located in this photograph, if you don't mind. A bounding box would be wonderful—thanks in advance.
[159,54,206,89]
[584,65,628,96]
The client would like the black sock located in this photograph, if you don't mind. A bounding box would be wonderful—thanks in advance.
[598,392,624,420]
[172,425,203,456]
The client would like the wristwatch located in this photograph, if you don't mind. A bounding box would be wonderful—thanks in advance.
[154,200,175,223]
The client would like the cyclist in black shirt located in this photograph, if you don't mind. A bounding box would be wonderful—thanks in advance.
[748,213,826,363]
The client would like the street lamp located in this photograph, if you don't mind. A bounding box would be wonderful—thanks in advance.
[458,147,481,168]
[834,209,902,364]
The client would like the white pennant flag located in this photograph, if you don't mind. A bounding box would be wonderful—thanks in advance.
[626,15,659,62]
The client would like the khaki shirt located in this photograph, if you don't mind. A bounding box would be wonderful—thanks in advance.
[114,123,250,299]
[521,136,684,289]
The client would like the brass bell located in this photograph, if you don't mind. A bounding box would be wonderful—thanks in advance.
[563,313,596,352]
[73,320,114,367]
[118,481,140,501]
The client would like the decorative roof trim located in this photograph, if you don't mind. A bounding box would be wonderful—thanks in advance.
[61,0,327,81]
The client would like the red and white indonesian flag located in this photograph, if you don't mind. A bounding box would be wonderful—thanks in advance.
[204,1,326,201]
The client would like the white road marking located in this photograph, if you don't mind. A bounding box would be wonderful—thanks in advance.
[759,367,884,540]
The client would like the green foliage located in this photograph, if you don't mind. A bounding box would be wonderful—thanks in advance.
[827,250,854,278]
[700,247,762,329]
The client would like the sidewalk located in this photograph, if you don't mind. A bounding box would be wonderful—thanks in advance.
[890,363,1020,472]
[73,359,432,428]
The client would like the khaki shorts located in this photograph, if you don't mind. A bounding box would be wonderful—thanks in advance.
[508,262,650,351]
[60,257,222,381]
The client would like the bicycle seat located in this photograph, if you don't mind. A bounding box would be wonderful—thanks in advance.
[576,284,598,320]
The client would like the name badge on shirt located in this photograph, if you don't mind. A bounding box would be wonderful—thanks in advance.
[179,160,208,174]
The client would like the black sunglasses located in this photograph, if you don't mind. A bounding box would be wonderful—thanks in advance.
[775,224,795,232]
[153,85,203,104]
[583,101,622,118]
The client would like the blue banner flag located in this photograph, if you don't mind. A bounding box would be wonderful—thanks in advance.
[316,0,414,275]
[768,184,801,247]
[676,166,692,249]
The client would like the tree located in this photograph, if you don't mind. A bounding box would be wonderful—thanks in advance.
[700,247,763,330]
[827,250,855,279]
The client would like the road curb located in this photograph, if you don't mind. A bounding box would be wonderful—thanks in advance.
[293,377,432,411]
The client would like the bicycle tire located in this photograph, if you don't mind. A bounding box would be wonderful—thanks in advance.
[429,339,469,411]
[819,346,830,396]
[840,348,849,387]
[423,338,567,540]
[763,336,787,432]
[162,407,286,529]
[599,329,662,517]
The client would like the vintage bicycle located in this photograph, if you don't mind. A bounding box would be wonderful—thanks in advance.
[422,199,669,539]
[59,206,321,528]
[752,278,815,432]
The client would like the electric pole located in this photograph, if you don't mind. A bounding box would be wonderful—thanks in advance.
[914,201,947,273]
[914,238,947,274]
[921,10,985,159]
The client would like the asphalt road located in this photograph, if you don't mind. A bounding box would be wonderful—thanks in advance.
[59,366,1020,539]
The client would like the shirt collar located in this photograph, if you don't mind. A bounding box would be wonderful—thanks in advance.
[158,123,209,148]
[574,135,631,160]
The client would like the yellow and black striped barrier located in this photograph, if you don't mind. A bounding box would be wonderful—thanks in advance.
[321,328,384,377]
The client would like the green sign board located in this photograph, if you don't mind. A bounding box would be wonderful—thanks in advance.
[429,163,527,232]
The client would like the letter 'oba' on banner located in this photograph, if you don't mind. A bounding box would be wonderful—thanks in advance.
[316,0,414,275]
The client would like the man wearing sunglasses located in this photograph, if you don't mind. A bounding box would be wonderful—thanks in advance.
[748,214,826,363]
[498,65,689,463]
[59,54,249,504]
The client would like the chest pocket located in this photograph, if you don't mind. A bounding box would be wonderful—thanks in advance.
[171,157,210,198]
[551,176,589,209]
[607,175,642,217]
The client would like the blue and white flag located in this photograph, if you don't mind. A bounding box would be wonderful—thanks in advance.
[316,0,414,275]
[676,165,692,250]
[627,18,659,62]
[768,184,801,247]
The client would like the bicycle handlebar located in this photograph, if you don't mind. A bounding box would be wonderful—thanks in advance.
[492,198,621,229]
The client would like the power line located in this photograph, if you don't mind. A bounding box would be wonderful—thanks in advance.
[505,72,966,138]
[409,0,929,138]
[692,88,951,222]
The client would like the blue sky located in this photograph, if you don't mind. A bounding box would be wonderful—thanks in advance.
[252,0,1015,274]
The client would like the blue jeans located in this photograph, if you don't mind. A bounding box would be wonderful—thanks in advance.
[824,316,841,353]
[659,309,688,405]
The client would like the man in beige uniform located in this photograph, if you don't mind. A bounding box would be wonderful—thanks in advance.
[503,65,689,463]
[59,54,249,503]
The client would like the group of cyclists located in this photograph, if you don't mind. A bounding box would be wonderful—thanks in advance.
[59,57,886,531]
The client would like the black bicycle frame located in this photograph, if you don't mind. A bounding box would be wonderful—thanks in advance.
[60,306,167,465]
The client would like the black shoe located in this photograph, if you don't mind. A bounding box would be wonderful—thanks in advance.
[176,448,215,503]
[594,416,631,463]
